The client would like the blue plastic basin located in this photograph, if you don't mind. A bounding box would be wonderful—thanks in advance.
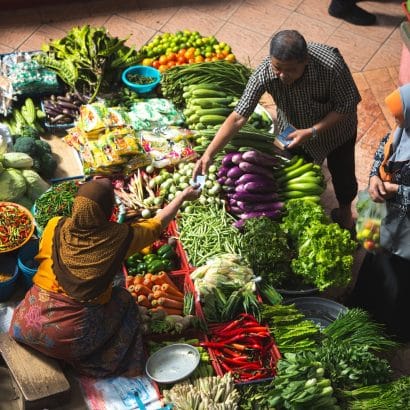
[121,65,161,94]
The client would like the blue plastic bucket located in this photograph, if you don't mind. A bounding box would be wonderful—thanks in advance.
[0,253,19,301]
[17,239,39,289]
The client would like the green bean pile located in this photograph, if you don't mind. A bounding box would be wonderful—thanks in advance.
[177,203,243,267]
[34,180,78,232]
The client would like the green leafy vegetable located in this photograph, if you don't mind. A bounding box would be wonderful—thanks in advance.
[291,221,356,290]
[240,216,293,288]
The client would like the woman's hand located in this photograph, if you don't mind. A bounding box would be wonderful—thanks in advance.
[180,185,201,202]
[369,175,386,202]
[369,176,399,202]
[193,154,212,181]
[382,181,399,199]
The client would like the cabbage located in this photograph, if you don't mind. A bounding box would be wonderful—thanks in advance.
[21,169,50,201]
[0,168,27,201]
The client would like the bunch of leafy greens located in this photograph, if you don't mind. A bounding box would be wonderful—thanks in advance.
[291,221,356,290]
[280,199,329,244]
[240,217,293,288]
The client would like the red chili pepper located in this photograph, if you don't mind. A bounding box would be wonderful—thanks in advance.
[219,360,234,374]
[220,356,252,366]
[199,341,225,350]
[222,347,243,358]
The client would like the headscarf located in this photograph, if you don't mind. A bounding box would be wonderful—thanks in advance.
[52,179,133,301]
[380,83,410,180]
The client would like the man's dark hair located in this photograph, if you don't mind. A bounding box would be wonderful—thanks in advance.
[269,30,307,62]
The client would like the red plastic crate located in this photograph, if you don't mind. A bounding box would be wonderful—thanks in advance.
[168,220,191,270]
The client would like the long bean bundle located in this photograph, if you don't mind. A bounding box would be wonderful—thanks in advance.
[177,203,243,267]
[160,61,252,106]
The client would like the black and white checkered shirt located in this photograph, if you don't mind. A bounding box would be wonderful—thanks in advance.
[235,42,361,163]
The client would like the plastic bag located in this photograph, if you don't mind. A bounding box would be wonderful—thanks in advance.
[355,189,386,252]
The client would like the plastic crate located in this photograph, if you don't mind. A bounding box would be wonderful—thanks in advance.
[170,219,194,270]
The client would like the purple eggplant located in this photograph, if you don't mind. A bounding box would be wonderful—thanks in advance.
[244,181,276,193]
[231,153,243,165]
[239,210,282,220]
[222,152,239,167]
[233,192,279,203]
[227,166,244,179]
[242,150,277,167]
[237,201,284,212]
[236,173,274,185]
[238,161,274,179]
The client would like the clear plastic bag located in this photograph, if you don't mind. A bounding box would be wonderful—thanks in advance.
[355,189,386,253]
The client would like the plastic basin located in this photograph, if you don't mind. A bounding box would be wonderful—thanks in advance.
[121,65,161,94]
[0,253,19,301]
[17,239,39,289]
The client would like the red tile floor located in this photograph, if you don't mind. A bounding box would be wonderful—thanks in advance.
[0,0,409,406]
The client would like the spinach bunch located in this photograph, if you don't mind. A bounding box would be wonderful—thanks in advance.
[240,216,293,288]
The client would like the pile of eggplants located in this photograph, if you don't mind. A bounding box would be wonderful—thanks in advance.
[42,91,86,125]
[217,149,283,228]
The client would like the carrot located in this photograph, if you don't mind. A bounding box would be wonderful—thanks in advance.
[134,284,152,296]
[152,284,162,292]
[157,297,183,309]
[125,276,134,287]
[153,290,183,302]
[147,293,155,302]
[161,307,183,315]
[150,306,182,316]
[133,274,144,285]
[150,274,158,283]
[137,295,151,308]
[161,284,183,298]
[128,285,135,292]
[130,291,138,299]
[143,278,153,288]
[153,271,177,288]
[144,273,153,281]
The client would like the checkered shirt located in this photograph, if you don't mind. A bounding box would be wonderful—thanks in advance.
[235,42,361,163]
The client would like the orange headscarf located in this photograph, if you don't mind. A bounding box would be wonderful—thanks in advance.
[379,88,404,181]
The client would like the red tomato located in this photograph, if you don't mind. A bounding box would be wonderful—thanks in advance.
[167,60,176,68]
[177,55,187,64]
[167,52,177,62]
[158,64,168,73]
[152,60,161,69]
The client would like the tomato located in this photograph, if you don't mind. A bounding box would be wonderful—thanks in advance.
[158,55,168,65]
[158,64,168,73]
[225,53,236,62]
[194,55,205,63]
[167,60,176,68]
[152,60,161,69]
[363,239,375,251]
[167,52,177,61]
[188,58,196,64]
[178,48,187,56]
[204,57,213,62]
[177,55,187,64]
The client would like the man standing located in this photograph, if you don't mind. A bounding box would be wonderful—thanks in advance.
[193,30,361,231]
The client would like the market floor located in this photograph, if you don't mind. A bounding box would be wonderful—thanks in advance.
[0,0,409,407]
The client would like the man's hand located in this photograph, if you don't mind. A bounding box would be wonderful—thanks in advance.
[286,128,313,149]
[193,154,212,181]
[382,181,399,199]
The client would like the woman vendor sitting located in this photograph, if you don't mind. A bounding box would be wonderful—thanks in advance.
[9,178,200,377]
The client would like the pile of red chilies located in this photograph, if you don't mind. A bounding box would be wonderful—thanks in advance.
[200,313,280,382]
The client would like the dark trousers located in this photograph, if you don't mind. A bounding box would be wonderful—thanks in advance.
[329,0,356,14]
[347,252,410,341]
[327,137,358,206]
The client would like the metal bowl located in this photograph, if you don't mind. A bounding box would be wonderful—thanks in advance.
[284,296,348,329]
[145,343,200,384]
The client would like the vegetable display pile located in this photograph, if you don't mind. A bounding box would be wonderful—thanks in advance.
[178,203,243,267]
[35,25,139,101]
[201,314,281,383]
[33,180,78,233]
[0,202,33,252]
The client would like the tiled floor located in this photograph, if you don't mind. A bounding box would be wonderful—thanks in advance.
[0,1,409,404]
[0,0,406,191]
